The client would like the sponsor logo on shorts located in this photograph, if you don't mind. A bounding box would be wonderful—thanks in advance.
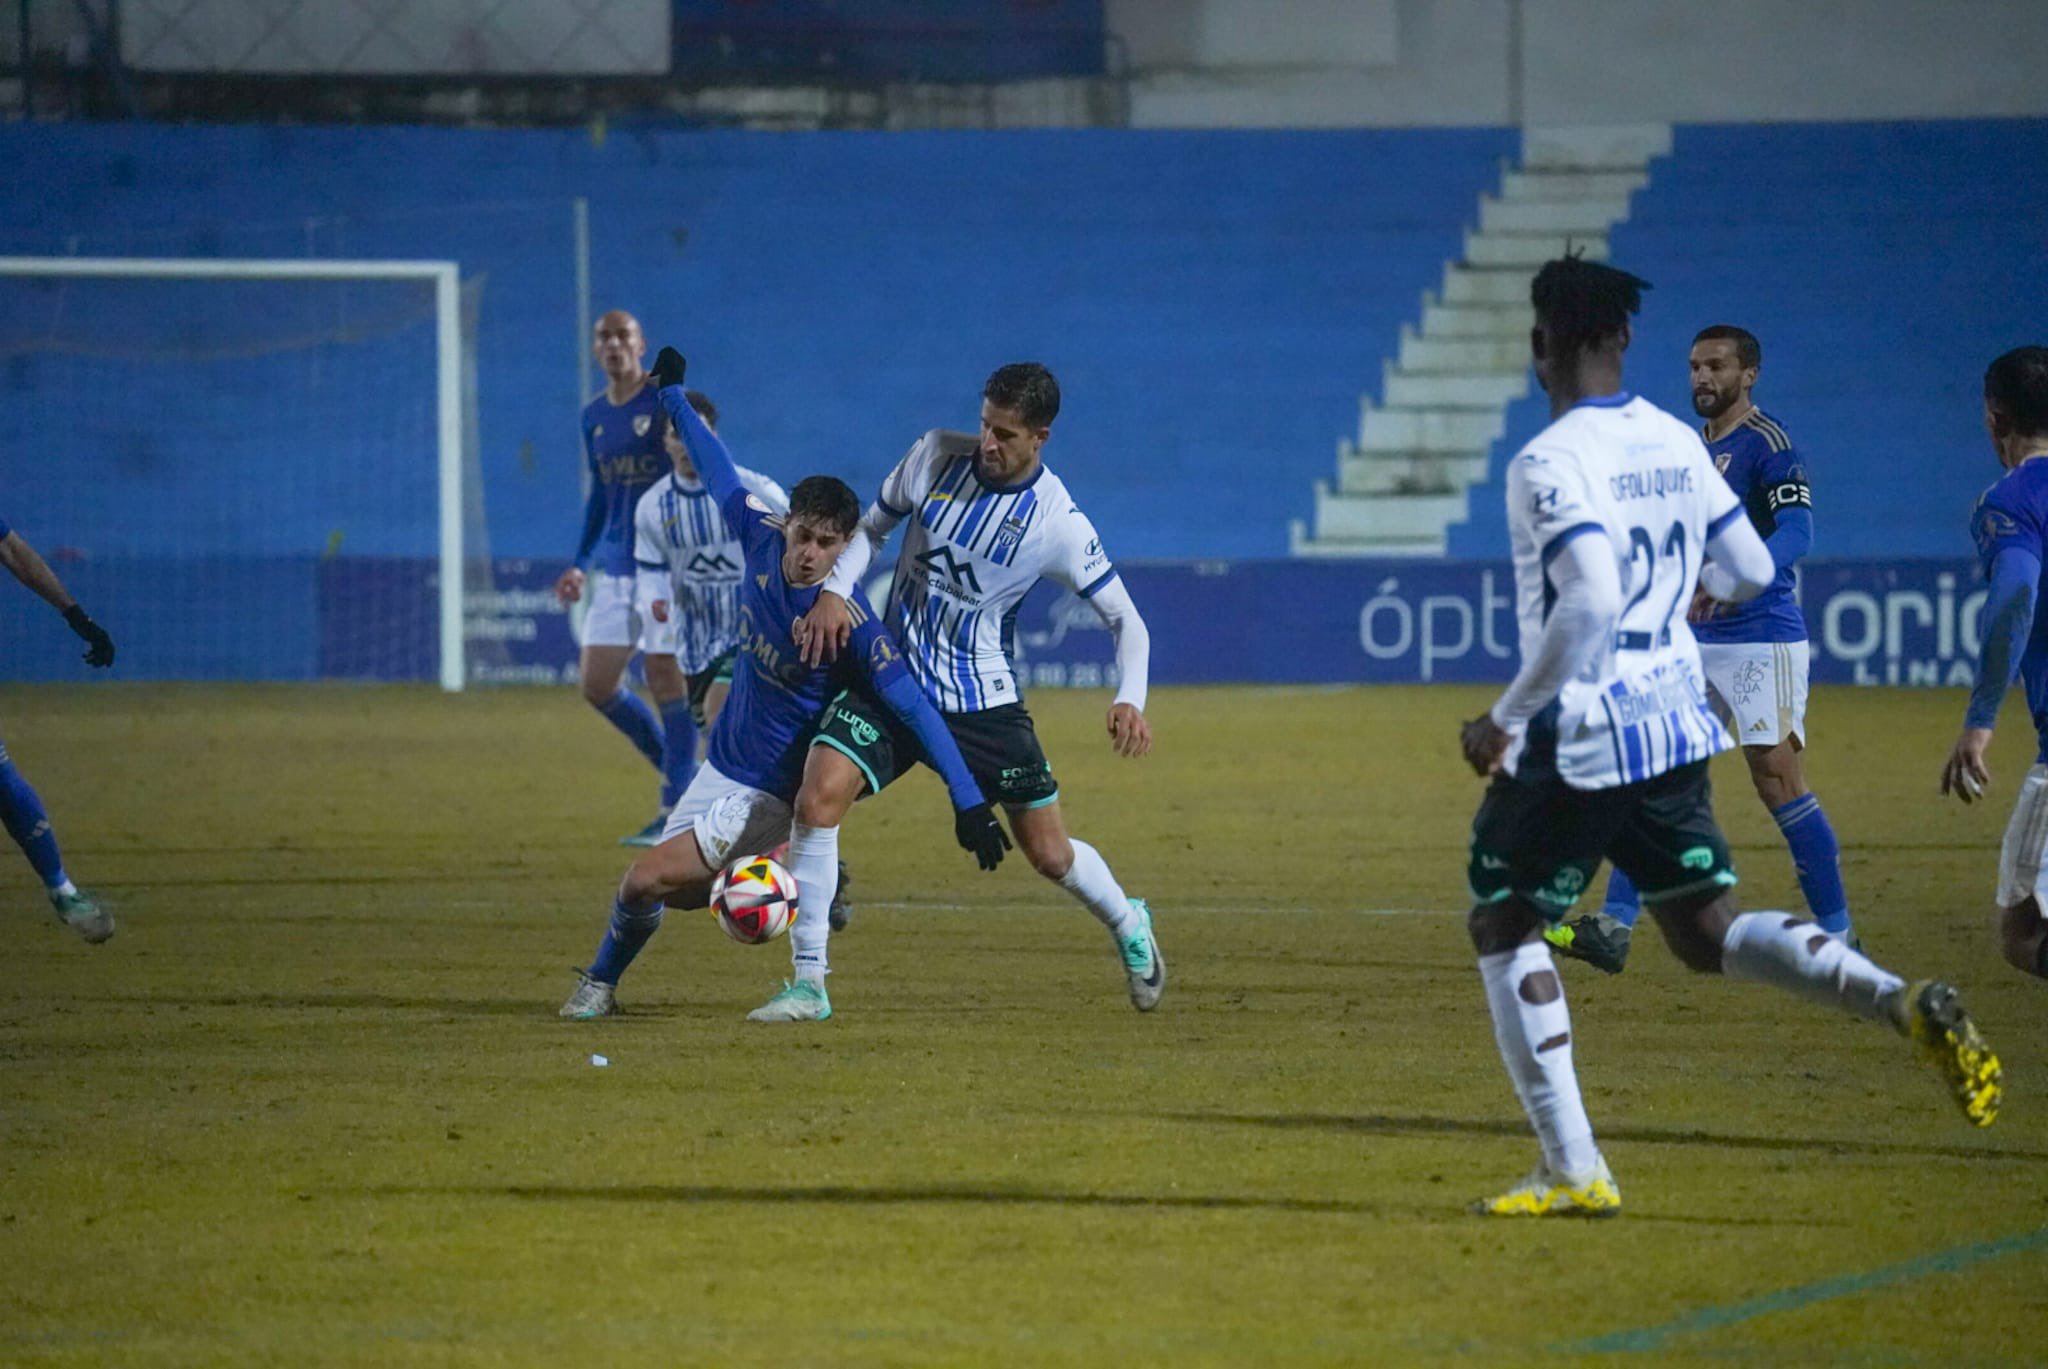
[1681,846,1716,872]
[837,709,880,747]
[1731,658,1765,707]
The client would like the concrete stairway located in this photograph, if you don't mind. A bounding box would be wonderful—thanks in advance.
[1290,124,1670,556]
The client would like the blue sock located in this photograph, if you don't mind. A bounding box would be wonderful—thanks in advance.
[597,689,664,770]
[1772,794,1851,935]
[0,750,68,889]
[1600,866,1642,929]
[658,698,699,809]
[586,895,665,985]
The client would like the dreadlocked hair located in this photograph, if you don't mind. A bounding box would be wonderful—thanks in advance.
[1530,253,1653,359]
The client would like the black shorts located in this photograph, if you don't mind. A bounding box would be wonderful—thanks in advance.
[812,690,1059,809]
[1467,759,1736,920]
[685,649,736,728]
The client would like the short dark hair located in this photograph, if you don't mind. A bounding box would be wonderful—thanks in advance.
[984,363,1061,428]
[787,475,862,537]
[1694,324,1761,370]
[1531,254,1652,359]
[1987,347,2048,438]
[655,390,719,435]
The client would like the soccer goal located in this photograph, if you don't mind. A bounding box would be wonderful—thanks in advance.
[0,255,480,690]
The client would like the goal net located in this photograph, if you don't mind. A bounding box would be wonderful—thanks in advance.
[0,257,488,690]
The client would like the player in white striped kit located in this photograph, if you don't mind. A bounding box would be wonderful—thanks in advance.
[789,363,1162,1012]
[1459,255,2000,1217]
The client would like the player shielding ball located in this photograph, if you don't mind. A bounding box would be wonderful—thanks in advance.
[1941,344,2048,982]
[0,516,116,942]
[559,347,1007,1023]
[791,362,1163,1014]
[1552,325,1854,971]
[1459,256,2000,1219]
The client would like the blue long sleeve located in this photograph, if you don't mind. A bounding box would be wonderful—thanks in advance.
[658,384,743,507]
[875,669,985,811]
[1763,505,1812,573]
[572,480,606,566]
[1966,545,2041,729]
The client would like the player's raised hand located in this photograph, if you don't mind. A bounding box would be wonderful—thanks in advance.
[1106,702,1151,758]
[650,346,687,390]
[1461,713,1512,777]
[954,801,1011,871]
[62,605,114,668]
[552,565,586,606]
[792,592,854,666]
[1686,584,1721,624]
[1941,726,1993,803]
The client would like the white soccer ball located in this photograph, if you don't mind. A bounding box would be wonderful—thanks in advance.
[710,855,798,944]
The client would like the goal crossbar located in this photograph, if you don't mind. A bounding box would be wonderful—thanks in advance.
[0,256,468,690]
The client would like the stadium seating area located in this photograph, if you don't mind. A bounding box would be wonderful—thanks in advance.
[1445,118,2048,560]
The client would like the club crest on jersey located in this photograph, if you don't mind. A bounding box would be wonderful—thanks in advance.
[1714,452,1732,474]
[992,516,1029,560]
[633,415,653,437]
[869,636,900,673]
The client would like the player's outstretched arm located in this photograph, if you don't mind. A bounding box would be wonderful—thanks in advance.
[1085,578,1153,758]
[0,531,115,667]
[651,349,750,512]
[1465,530,1621,775]
[1944,543,2039,802]
[1699,509,1775,604]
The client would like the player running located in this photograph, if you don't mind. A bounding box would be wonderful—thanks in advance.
[1550,325,1853,971]
[1940,344,2048,983]
[1459,255,2000,1218]
[552,309,679,845]
[0,515,116,942]
[789,362,1162,1015]
[560,348,1007,1022]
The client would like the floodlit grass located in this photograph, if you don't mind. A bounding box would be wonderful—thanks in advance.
[1,682,2042,1367]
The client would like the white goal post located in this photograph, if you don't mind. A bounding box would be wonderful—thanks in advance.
[0,255,470,691]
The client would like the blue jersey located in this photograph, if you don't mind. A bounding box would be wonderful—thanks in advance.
[0,512,11,539]
[1693,408,1810,644]
[1970,459,2048,762]
[658,385,985,811]
[578,383,666,577]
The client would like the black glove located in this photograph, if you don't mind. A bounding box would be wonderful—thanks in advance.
[63,605,115,668]
[650,346,687,390]
[954,802,1011,872]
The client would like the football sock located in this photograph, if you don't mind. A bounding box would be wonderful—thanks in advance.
[1772,795,1851,935]
[1479,942,1601,1181]
[1599,866,1642,929]
[0,752,68,889]
[587,893,665,985]
[657,697,698,809]
[596,689,664,771]
[1060,839,1141,938]
[1721,910,1904,1025]
[787,823,838,984]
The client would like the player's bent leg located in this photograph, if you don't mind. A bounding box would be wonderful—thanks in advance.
[564,828,717,1019]
[1012,802,1162,1010]
[624,653,691,845]
[0,748,110,943]
[1998,898,2048,978]
[1744,739,1854,940]
[1545,866,1636,975]
[580,643,664,774]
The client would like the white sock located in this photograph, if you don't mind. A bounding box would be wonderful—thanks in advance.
[787,823,838,984]
[1479,942,1601,1182]
[1721,911,1906,1027]
[1060,839,1140,937]
[51,878,77,898]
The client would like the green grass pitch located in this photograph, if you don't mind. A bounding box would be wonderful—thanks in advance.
[1,682,2043,1367]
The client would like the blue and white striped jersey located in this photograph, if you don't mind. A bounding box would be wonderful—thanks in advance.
[632,466,789,672]
[869,430,1117,714]
[1504,393,1744,790]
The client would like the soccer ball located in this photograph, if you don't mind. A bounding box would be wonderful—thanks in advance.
[710,855,798,944]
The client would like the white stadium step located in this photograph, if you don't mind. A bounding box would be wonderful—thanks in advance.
[1440,267,1533,306]
[1521,123,1672,172]
[1419,302,1532,339]
[1478,195,1632,236]
[1464,230,1609,269]
[1498,168,1648,203]
[1382,369,1528,409]
[1288,518,1443,558]
[1398,331,1531,373]
[1357,402,1505,453]
[1311,482,1466,544]
[1336,444,1491,496]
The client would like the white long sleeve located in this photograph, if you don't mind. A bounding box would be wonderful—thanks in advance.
[1697,512,1776,603]
[820,501,898,601]
[1085,577,1150,712]
[1490,530,1623,729]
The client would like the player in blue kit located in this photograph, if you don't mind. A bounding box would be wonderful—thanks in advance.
[0,516,116,942]
[560,347,1008,1023]
[1942,345,2048,982]
[551,309,681,843]
[1549,325,1853,973]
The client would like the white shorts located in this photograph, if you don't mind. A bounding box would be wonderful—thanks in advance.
[632,579,680,657]
[579,571,659,652]
[1996,763,2048,908]
[1698,640,1808,748]
[658,760,791,871]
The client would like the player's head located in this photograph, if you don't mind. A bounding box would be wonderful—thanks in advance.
[592,309,645,382]
[1984,345,2048,468]
[979,363,1059,486]
[1528,254,1651,395]
[781,475,862,587]
[1689,325,1761,421]
[657,391,719,479]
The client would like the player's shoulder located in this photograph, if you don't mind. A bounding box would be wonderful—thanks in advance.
[1981,460,2048,519]
[1737,407,1797,454]
[631,475,670,516]
[913,428,979,464]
